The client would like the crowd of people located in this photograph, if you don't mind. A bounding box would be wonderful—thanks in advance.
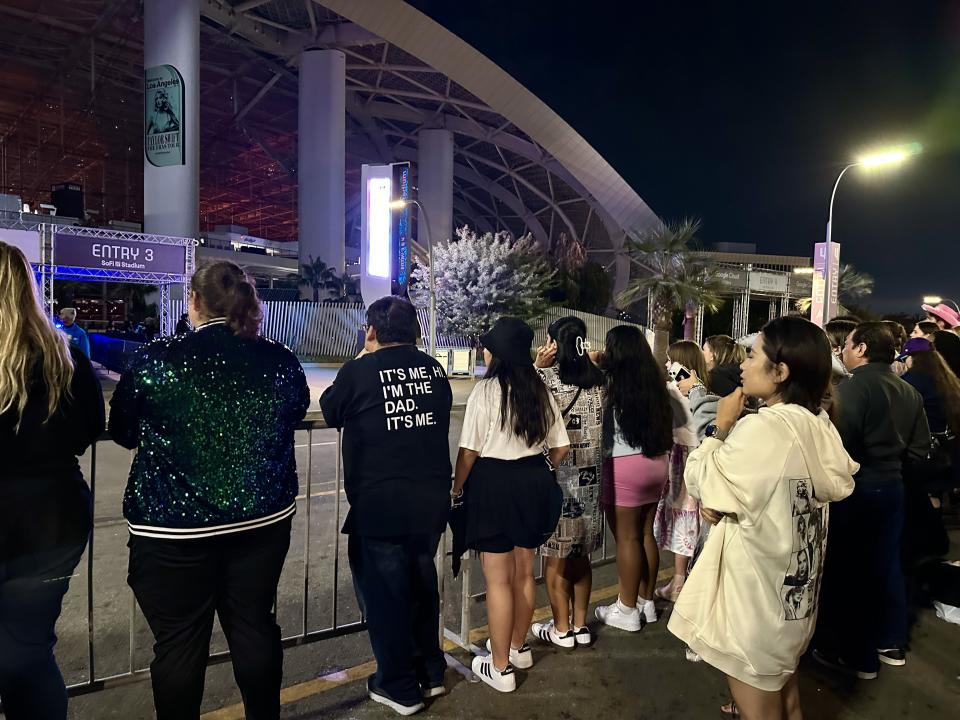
[2,235,958,720]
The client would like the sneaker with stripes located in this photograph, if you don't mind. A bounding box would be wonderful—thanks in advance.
[484,638,533,669]
[572,625,592,646]
[530,619,576,648]
[471,655,516,693]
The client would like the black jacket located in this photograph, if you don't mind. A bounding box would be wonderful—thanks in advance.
[0,346,103,560]
[834,363,930,483]
[109,319,310,539]
[320,345,453,537]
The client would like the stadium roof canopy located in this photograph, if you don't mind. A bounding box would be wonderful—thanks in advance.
[0,0,659,286]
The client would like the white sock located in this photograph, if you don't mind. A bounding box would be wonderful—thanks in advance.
[616,597,638,614]
[638,596,652,605]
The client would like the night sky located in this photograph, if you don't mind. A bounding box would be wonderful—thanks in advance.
[409,0,960,314]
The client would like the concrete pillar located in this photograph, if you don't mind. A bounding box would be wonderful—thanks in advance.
[299,49,345,294]
[143,0,199,239]
[417,129,454,244]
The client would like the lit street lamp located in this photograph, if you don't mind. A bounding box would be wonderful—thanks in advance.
[814,142,922,327]
[389,198,437,359]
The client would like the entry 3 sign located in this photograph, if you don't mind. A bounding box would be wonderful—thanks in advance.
[54,233,187,275]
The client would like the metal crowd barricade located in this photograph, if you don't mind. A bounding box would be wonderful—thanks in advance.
[442,522,618,653]
[63,401,617,698]
[66,414,366,697]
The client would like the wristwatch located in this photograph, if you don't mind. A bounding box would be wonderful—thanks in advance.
[705,423,731,442]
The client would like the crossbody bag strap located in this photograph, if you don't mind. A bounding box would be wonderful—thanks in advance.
[560,387,582,418]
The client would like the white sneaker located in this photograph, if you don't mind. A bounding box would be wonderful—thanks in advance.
[638,597,658,624]
[684,647,702,663]
[530,619,576,648]
[472,655,516,693]
[572,625,592,646]
[485,638,534,669]
[595,599,642,632]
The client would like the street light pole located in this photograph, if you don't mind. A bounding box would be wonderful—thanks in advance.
[826,162,858,247]
[817,162,858,327]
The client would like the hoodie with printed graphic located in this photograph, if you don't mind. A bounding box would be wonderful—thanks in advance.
[668,403,858,691]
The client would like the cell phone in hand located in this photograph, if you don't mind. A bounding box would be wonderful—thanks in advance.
[667,362,692,382]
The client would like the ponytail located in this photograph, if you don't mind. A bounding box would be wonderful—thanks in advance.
[190,261,263,338]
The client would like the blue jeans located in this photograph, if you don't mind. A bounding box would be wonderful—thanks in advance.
[348,533,446,705]
[0,541,88,720]
[816,478,905,672]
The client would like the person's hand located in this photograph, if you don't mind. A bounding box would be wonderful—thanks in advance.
[677,371,700,397]
[716,387,746,430]
[535,339,557,368]
[588,350,603,365]
[700,507,724,525]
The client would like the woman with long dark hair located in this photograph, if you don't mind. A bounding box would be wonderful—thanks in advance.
[670,317,857,719]
[453,317,569,692]
[900,338,960,504]
[594,326,674,631]
[110,261,310,719]
[530,317,605,648]
[0,242,104,720]
[932,330,960,381]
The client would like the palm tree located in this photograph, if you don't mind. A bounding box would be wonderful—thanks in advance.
[298,256,339,302]
[618,219,724,361]
[795,263,874,316]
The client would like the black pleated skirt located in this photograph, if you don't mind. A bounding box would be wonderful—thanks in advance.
[460,454,563,553]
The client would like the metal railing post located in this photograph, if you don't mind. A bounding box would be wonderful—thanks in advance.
[331,432,343,628]
[302,428,313,637]
[459,558,471,648]
[435,531,446,646]
[86,441,96,685]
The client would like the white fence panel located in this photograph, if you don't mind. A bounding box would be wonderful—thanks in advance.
[168,300,643,359]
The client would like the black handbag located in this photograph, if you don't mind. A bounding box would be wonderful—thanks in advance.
[926,430,956,474]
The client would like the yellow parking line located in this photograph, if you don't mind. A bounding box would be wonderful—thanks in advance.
[202,568,673,719]
[201,661,378,720]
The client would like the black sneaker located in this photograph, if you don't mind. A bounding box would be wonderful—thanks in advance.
[877,648,906,667]
[367,677,426,715]
[811,649,878,680]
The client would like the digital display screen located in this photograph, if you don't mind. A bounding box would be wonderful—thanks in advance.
[367,177,391,279]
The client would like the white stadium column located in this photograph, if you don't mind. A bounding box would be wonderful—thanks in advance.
[299,49,346,295]
[417,129,454,244]
[143,0,199,240]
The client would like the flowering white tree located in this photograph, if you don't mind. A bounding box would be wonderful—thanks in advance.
[410,226,557,337]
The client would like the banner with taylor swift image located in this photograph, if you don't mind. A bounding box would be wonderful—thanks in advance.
[144,64,185,167]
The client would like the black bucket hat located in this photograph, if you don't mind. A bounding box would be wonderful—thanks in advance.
[480,317,535,367]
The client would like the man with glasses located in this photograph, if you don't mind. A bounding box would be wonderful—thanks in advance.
[321,296,453,715]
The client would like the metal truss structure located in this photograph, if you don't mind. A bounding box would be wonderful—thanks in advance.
[37,224,195,335]
[0,0,660,290]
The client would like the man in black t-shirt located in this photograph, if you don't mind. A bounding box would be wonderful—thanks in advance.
[320,297,452,715]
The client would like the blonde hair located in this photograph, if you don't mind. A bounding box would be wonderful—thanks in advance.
[668,340,710,387]
[0,241,75,426]
[704,334,747,367]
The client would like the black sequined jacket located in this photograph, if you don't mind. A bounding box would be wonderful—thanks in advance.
[109,318,310,539]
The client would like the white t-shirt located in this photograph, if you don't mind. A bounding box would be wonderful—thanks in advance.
[459,378,570,459]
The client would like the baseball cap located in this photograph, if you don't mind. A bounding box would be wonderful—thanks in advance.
[897,337,933,362]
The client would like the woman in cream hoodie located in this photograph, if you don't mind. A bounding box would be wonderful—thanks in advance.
[668,316,858,720]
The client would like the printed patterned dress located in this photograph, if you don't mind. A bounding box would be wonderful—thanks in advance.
[654,383,701,558]
[537,366,605,558]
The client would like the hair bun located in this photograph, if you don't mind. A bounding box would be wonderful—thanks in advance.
[190,261,262,339]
